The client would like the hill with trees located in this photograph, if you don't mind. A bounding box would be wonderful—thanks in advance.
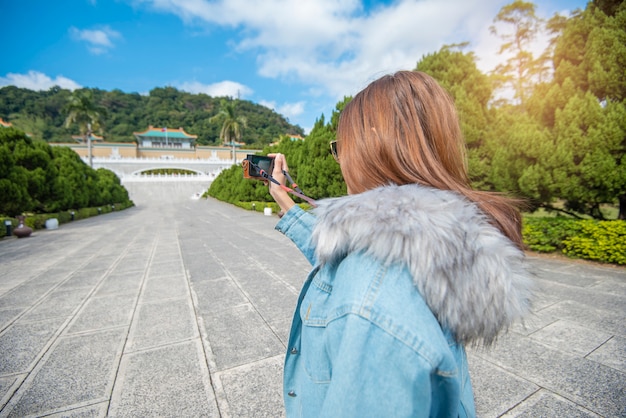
[0,86,304,148]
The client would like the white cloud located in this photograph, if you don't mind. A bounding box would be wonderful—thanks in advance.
[277,101,305,119]
[70,26,122,55]
[259,100,275,110]
[0,71,82,91]
[136,0,583,105]
[178,80,253,98]
[136,0,508,100]
[259,100,305,119]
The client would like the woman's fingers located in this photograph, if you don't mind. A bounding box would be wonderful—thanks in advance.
[268,153,287,173]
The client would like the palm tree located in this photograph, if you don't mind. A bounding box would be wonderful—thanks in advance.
[64,90,107,168]
[209,99,247,164]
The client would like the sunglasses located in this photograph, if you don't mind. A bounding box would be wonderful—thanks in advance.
[329,140,339,162]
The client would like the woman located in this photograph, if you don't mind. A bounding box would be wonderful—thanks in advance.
[269,71,533,417]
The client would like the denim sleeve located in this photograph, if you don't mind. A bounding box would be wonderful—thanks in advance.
[275,205,317,266]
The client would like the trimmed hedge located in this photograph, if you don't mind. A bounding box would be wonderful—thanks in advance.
[562,220,626,265]
[234,201,312,214]
[1,200,134,235]
[523,217,626,265]
[522,218,580,253]
[235,201,281,213]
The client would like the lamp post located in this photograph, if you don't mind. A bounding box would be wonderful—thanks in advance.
[87,123,93,168]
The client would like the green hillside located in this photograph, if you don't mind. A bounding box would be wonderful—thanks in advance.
[0,86,304,148]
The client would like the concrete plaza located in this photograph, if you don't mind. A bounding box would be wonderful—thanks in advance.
[0,182,624,417]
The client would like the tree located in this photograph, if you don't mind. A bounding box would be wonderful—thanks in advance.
[63,89,107,167]
[490,0,543,108]
[290,109,346,200]
[552,3,626,102]
[209,99,248,164]
[485,108,554,210]
[594,0,623,16]
[485,1,625,219]
[549,93,626,219]
[95,168,130,206]
[0,128,59,215]
[543,2,626,218]
[0,126,131,216]
[0,129,31,216]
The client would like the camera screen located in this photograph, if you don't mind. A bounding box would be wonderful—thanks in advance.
[246,154,274,178]
[251,156,273,173]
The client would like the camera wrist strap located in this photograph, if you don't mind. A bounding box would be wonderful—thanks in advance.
[252,163,317,207]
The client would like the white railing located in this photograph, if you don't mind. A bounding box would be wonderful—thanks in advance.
[121,173,216,183]
[88,156,241,164]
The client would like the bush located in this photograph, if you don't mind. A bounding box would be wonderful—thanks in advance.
[233,201,312,214]
[523,217,626,265]
[522,217,582,252]
[0,200,135,238]
[24,214,47,229]
[562,220,626,265]
[57,211,72,223]
[0,128,132,216]
[235,201,279,213]
[0,217,16,236]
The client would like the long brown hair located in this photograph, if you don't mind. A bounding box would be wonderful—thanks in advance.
[336,70,523,247]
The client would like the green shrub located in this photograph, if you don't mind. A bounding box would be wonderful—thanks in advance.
[0,217,16,235]
[562,220,626,265]
[24,217,36,229]
[0,201,135,237]
[57,211,72,223]
[77,208,93,219]
[24,214,48,229]
[522,217,582,252]
[523,217,626,265]
[234,201,312,214]
[235,201,280,213]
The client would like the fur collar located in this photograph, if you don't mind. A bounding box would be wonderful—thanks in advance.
[311,184,534,345]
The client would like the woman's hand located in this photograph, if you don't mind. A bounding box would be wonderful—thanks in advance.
[268,153,296,214]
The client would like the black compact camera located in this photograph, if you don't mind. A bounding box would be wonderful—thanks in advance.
[242,154,275,180]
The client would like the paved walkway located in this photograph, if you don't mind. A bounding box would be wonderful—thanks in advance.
[0,182,624,417]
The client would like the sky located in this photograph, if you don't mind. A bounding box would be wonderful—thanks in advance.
[1,0,587,134]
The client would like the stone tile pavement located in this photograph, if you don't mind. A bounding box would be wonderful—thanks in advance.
[0,182,624,417]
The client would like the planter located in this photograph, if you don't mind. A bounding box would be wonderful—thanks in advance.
[14,215,33,238]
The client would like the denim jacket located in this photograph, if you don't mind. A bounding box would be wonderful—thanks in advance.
[276,184,533,418]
